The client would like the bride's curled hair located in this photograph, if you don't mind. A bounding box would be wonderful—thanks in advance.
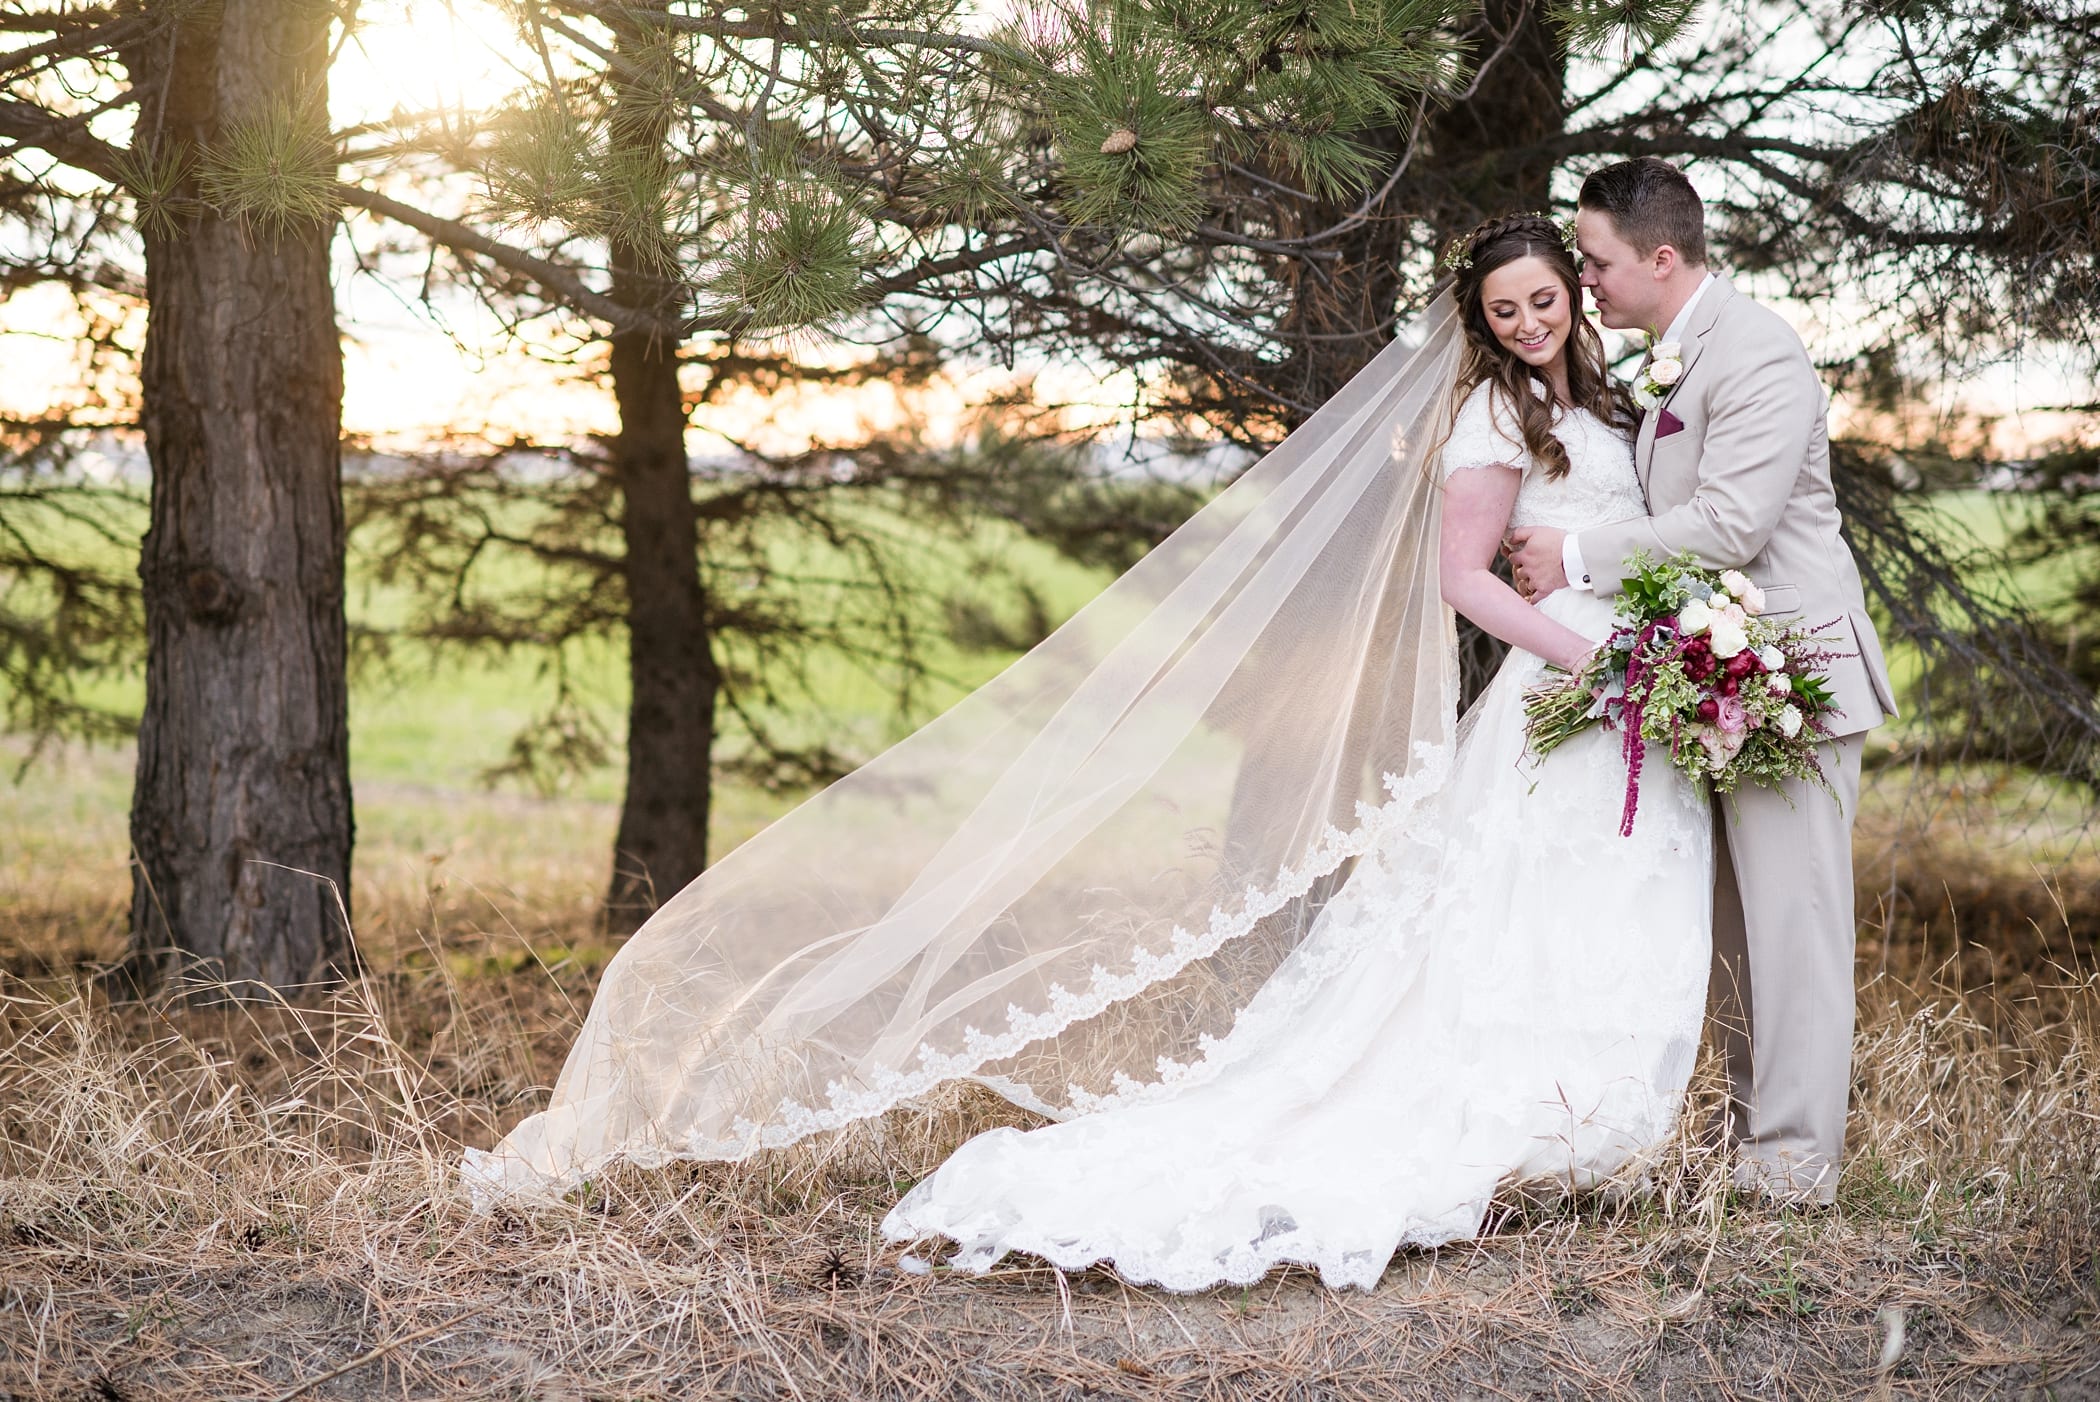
[1447,213,1635,480]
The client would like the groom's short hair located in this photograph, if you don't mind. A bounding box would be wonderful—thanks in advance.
[1579,158,1707,267]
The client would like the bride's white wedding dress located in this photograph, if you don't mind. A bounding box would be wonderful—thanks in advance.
[880,385,1716,1291]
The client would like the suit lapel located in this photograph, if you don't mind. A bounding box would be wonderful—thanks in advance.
[1636,274,1737,497]
[1635,399,1660,494]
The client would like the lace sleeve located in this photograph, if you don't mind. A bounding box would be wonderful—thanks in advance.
[1440,383,1531,478]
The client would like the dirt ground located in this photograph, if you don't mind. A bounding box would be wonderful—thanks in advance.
[4,1191,2095,1400]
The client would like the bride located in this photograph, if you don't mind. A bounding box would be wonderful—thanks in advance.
[465,214,1714,1292]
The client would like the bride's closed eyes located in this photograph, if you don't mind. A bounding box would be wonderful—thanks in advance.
[1488,295,1559,320]
[1485,289,1562,319]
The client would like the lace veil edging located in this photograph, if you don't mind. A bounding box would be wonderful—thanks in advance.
[465,294,1468,1201]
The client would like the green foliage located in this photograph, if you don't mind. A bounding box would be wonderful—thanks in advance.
[0,462,145,754]
[468,0,1488,326]
[1041,1,1213,234]
[1617,549,1691,619]
[480,95,605,230]
[1036,0,1469,225]
[194,97,338,239]
[918,142,1025,225]
[702,173,876,331]
[109,140,195,242]
[1548,0,1702,55]
[588,141,693,276]
[340,423,1116,795]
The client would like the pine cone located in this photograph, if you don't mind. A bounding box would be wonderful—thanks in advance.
[1099,128,1138,154]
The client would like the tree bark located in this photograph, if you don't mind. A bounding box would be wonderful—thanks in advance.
[602,6,719,932]
[119,1,354,993]
[1262,2,1568,424]
[605,327,718,931]
[1419,0,1568,233]
[1259,122,1414,417]
[1251,4,1567,707]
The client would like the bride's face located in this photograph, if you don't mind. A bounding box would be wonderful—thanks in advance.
[1477,255,1574,375]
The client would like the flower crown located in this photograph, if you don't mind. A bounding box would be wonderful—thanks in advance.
[1440,214,1580,275]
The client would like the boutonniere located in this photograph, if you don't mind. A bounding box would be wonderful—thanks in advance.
[1632,340,1684,411]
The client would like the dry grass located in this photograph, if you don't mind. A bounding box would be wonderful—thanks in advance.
[1,776,2097,1399]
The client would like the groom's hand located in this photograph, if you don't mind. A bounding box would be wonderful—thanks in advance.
[1507,526,1569,598]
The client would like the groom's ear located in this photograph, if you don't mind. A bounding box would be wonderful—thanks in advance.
[1650,243,1683,280]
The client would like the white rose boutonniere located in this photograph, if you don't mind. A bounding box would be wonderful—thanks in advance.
[1632,340,1684,411]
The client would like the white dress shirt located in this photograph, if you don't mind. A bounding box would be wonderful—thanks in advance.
[1561,271,1717,590]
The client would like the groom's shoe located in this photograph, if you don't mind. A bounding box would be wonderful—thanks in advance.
[1732,1152,1839,1208]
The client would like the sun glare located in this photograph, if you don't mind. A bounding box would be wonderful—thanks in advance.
[330,2,532,130]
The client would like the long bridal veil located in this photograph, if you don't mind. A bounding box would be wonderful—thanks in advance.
[466,293,1468,1196]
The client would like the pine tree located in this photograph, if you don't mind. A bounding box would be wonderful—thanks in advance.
[938,0,2100,741]
[2,1,356,992]
[355,0,1716,925]
[0,0,1532,967]
[8,0,2091,983]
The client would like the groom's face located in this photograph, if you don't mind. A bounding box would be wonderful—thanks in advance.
[1574,209,1663,334]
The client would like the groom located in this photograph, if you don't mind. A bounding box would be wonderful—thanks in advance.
[1510,157,1897,1204]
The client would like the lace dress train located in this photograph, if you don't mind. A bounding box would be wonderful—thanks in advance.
[880,390,1715,1291]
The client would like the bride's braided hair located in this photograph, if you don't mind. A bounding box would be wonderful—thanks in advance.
[1446,213,1636,481]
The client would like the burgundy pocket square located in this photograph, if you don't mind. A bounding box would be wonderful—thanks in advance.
[1655,408,1685,438]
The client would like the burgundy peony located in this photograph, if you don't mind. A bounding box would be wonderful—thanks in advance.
[1726,651,1761,678]
[1720,673,1740,698]
[1696,697,1721,723]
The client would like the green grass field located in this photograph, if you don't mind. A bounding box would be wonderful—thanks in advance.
[2,477,2090,949]
[11,481,2072,787]
[0,487,1117,965]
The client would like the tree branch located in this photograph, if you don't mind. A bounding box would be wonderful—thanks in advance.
[554,0,1023,60]
[335,181,680,338]
[0,10,160,79]
[0,95,128,183]
[0,7,120,34]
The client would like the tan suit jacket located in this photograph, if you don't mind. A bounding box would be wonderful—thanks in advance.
[1576,274,1895,1197]
[1575,276,1896,737]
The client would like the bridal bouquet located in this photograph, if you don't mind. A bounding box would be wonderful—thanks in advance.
[1524,552,1843,835]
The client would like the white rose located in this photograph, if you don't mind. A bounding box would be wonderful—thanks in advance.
[1631,380,1664,410]
[1719,569,1754,596]
[1652,341,1683,360]
[1768,672,1793,697]
[1677,597,1714,634]
[1715,601,1748,627]
[1708,616,1749,658]
[1777,703,1804,738]
[1757,644,1786,671]
[1738,582,1766,614]
[1649,357,1683,386]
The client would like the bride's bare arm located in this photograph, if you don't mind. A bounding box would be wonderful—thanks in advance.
[1438,466,1597,672]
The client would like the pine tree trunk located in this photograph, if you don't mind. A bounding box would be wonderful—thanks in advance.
[1264,120,1415,417]
[605,329,718,931]
[1265,2,1567,418]
[1422,0,1568,228]
[602,6,719,933]
[1420,0,1569,706]
[120,2,354,992]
